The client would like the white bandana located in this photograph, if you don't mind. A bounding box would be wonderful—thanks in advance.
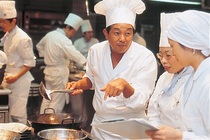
[167,10,210,56]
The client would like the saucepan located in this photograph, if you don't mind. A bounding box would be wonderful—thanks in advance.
[39,81,74,100]
[37,128,87,140]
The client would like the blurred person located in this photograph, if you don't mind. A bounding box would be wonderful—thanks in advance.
[36,13,86,114]
[0,1,36,124]
[74,19,99,58]
[147,12,192,130]
[133,32,146,47]
[66,0,158,139]
[146,10,210,139]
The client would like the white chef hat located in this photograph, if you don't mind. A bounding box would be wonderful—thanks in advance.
[94,0,145,28]
[0,1,17,19]
[64,13,83,31]
[159,12,180,47]
[167,10,210,56]
[81,20,93,33]
[0,50,7,68]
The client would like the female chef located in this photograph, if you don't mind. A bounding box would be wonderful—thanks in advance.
[66,0,158,139]
[146,10,210,139]
[147,12,193,129]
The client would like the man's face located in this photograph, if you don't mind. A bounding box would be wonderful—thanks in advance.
[0,18,15,32]
[103,23,134,54]
[65,27,76,39]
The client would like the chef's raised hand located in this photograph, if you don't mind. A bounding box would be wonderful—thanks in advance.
[101,78,134,100]
[66,81,83,95]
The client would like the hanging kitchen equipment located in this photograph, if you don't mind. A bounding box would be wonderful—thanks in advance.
[37,128,87,140]
[39,81,74,100]
[0,129,21,140]
[28,108,86,134]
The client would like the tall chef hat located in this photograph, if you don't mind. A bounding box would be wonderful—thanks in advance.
[0,50,7,68]
[167,10,210,56]
[0,1,17,19]
[81,20,93,33]
[94,0,145,28]
[159,12,180,47]
[64,13,83,31]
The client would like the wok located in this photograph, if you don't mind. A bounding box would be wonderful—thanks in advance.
[28,108,86,134]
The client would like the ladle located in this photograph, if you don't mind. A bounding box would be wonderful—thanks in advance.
[39,81,74,100]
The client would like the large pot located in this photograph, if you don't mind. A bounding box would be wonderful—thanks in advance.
[28,108,86,134]
[0,129,21,140]
[37,128,87,140]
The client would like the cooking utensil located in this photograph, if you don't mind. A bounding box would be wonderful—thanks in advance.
[28,108,86,134]
[39,81,74,100]
[37,128,87,140]
[0,129,21,140]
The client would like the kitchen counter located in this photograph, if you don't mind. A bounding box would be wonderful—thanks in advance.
[0,89,12,95]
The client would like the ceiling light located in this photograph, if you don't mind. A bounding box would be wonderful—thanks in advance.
[150,0,201,5]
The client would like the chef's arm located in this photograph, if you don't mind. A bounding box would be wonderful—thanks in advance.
[5,65,32,83]
[76,77,92,90]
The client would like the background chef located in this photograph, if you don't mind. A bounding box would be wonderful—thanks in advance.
[0,1,36,124]
[36,13,86,114]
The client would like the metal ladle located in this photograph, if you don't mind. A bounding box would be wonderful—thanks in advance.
[39,81,74,100]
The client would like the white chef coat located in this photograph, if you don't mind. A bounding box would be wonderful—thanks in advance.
[181,57,210,139]
[85,41,157,139]
[1,25,35,124]
[147,67,192,129]
[74,37,99,58]
[36,28,87,113]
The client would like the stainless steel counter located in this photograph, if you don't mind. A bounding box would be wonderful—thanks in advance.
[0,89,12,95]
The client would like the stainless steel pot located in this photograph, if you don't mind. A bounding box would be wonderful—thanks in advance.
[37,128,87,140]
[0,129,21,140]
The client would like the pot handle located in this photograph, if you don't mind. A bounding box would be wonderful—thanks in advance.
[43,108,55,114]
[61,117,75,127]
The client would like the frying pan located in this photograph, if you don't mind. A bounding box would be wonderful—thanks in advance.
[39,81,73,100]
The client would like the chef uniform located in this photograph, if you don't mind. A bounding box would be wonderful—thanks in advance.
[74,20,99,58]
[147,12,193,129]
[0,1,36,124]
[167,10,210,139]
[86,0,158,139]
[37,13,86,114]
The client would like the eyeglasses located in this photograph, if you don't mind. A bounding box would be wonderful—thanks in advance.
[156,51,173,60]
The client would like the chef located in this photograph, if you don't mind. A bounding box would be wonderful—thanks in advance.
[36,13,86,114]
[0,1,36,124]
[74,19,99,58]
[146,10,210,139]
[66,0,158,139]
[147,12,193,129]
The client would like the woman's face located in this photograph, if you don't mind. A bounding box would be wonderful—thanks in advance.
[157,47,184,73]
[168,39,191,67]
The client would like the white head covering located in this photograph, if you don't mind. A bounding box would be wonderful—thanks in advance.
[0,50,7,68]
[0,1,17,19]
[94,0,145,28]
[159,12,180,47]
[81,20,93,33]
[167,10,210,56]
[64,13,83,31]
